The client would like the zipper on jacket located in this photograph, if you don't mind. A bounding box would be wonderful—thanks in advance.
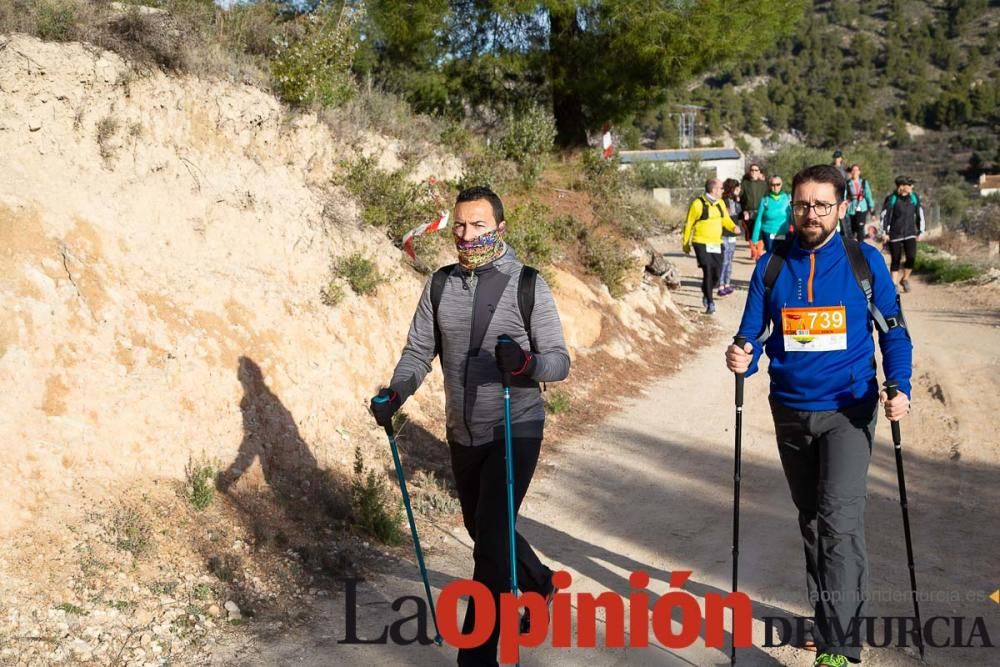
[462,268,478,443]
[807,252,816,303]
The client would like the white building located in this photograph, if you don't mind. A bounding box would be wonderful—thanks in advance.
[618,148,746,205]
[978,173,1000,197]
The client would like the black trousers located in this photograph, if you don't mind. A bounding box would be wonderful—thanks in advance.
[449,437,551,667]
[693,243,723,304]
[848,211,869,243]
[771,397,878,663]
[888,238,917,271]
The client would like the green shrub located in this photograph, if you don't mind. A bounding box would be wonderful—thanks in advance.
[320,280,345,306]
[35,0,76,41]
[505,201,556,267]
[765,144,893,197]
[350,447,404,546]
[335,252,383,296]
[496,105,556,188]
[544,389,571,415]
[628,160,709,191]
[913,253,981,283]
[271,3,361,108]
[184,455,217,511]
[56,602,88,616]
[583,235,636,298]
[96,116,119,162]
[338,158,442,242]
[456,150,519,193]
[409,470,460,518]
[108,505,153,558]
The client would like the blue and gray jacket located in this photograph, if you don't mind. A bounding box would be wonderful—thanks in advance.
[736,234,913,410]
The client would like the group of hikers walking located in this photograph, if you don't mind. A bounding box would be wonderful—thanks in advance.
[683,151,926,314]
[368,163,915,667]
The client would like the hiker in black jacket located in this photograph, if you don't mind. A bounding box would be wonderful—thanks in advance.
[880,176,926,293]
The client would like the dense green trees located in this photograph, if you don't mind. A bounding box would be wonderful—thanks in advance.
[357,0,806,145]
[633,0,998,150]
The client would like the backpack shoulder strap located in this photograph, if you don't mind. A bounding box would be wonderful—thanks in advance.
[518,265,538,352]
[842,238,900,334]
[756,240,791,343]
[697,196,710,221]
[762,239,790,292]
[431,263,457,356]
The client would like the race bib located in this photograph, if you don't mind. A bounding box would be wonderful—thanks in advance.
[782,305,847,352]
[706,243,721,254]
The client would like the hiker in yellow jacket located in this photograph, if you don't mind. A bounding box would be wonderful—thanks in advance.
[683,178,739,314]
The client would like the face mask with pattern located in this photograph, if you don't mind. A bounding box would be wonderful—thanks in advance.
[455,227,506,270]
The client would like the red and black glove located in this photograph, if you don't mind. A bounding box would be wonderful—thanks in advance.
[369,388,401,428]
[495,336,536,376]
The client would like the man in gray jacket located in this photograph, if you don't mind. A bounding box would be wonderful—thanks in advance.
[371,186,571,666]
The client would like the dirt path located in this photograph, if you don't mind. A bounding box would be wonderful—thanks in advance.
[222,244,999,666]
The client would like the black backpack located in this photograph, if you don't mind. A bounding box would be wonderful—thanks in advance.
[429,264,538,356]
[696,195,727,222]
[757,238,904,341]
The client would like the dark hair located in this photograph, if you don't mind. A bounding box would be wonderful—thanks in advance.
[849,163,861,171]
[746,163,763,178]
[722,178,741,200]
[792,164,847,202]
[456,186,504,223]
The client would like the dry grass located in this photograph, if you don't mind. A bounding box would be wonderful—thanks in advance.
[0,0,282,85]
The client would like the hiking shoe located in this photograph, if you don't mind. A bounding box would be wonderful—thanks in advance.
[705,302,716,315]
[813,653,849,667]
[723,285,735,295]
[717,287,728,297]
[520,579,558,633]
[901,278,911,292]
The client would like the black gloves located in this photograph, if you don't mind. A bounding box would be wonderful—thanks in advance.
[495,336,536,376]
[369,388,401,428]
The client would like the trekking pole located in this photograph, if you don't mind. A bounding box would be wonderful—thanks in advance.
[371,398,443,646]
[730,335,747,666]
[498,335,521,666]
[884,381,925,659]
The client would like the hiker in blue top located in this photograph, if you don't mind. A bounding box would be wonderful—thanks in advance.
[843,164,875,244]
[751,175,793,253]
[726,165,913,667]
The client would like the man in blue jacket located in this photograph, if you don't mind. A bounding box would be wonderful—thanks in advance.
[726,165,913,667]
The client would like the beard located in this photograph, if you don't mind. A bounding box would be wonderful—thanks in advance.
[797,220,838,249]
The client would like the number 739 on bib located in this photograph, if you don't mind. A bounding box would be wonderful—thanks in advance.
[781,305,847,352]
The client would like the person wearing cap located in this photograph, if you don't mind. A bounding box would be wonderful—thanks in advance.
[831,150,847,180]
[880,177,926,293]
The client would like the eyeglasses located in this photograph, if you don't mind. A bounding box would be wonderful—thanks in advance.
[792,201,837,217]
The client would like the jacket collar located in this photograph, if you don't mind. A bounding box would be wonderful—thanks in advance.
[790,230,845,257]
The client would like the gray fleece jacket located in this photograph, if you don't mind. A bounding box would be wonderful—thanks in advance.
[389,247,570,446]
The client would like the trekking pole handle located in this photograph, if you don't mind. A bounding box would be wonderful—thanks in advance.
[884,380,902,445]
[733,336,747,407]
[371,393,395,438]
[497,334,514,389]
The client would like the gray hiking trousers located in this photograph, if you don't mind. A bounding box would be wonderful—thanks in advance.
[770,397,878,663]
